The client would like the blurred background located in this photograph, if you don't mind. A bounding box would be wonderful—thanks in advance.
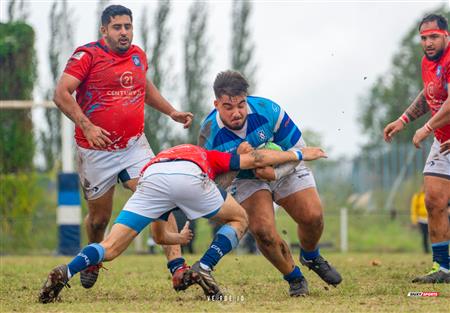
[1,0,449,255]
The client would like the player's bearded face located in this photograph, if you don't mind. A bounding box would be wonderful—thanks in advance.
[214,94,248,130]
[102,15,133,53]
[420,21,448,61]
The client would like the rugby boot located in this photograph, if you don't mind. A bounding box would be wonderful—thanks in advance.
[300,255,342,286]
[187,261,223,299]
[172,264,197,291]
[38,264,70,303]
[80,262,105,289]
[289,276,309,297]
[412,262,450,284]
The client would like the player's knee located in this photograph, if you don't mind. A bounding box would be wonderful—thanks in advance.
[152,231,165,245]
[252,227,277,247]
[425,193,447,216]
[88,217,110,233]
[300,209,323,228]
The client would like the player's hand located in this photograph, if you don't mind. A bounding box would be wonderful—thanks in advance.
[440,139,450,155]
[237,141,253,154]
[255,166,276,181]
[82,123,112,149]
[412,125,432,149]
[383,119,404,143]
[170,111,194,129]
[300,147,328,161]
[178,221,193,245]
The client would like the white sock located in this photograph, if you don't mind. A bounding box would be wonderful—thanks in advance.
[199,262,211,271]
[439,267,449,273]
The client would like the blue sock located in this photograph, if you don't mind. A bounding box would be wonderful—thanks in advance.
[283,266,303,282]
[432,241,449,270]
[200,225,239,269]
[301,247,320,261]
[67,243,105,277]
[167,257,186,275]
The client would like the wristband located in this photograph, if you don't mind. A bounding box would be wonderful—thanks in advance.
[293,150,303,161]
[399,114,410,125]
[425,122,433,132]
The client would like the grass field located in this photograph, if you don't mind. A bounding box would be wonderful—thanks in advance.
[1,253,449,312]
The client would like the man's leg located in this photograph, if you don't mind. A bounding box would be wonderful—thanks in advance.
[81,186,115,288]
[85,186,115,243]
[188,194,248,299]
[241,190,308,296]
[413,176,450,283]
[124,178,188,290]
[39,223,138,303]
[277,187,342,286]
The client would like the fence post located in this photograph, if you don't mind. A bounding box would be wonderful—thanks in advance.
[340,207,348,253]
[57,114,81,255]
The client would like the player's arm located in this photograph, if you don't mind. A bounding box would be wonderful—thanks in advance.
[145,79,193,128]
[412,95,450,148]
[384,90,429,142]
[239,147,327,170]
[53,73,112,149]
[151,220,193,246]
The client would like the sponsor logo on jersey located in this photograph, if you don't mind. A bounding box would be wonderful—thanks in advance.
[272,103,279,113]
[132,55,141,67]
[72,51,85,60]
[120,71,134,88]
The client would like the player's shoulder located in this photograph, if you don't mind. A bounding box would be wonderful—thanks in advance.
[201,108,218,127]
[247,95,282,115]
[131,44,146,54]
[78,40,108,54]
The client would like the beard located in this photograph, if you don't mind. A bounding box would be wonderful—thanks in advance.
[424,48,444,61]
[105,36,130,53]
[223,116,247,130]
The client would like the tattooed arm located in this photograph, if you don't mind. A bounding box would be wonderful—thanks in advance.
[402,90,430,122]
[412,93,450,148]
[383,90,429,142]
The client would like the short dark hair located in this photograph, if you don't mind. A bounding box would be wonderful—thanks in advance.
[213,70,249,99]
[419,14,448,31]
[101,5,133,26]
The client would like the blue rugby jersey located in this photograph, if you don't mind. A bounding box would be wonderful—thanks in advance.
[199,96,305,178]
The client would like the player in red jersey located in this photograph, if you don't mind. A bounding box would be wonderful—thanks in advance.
[53,5,193,289]
[38,144,327,303]
[384,14,450,283]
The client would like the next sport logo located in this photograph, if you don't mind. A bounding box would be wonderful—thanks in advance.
[407,291,439,297]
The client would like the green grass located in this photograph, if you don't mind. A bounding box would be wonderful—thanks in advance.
[1,253,449,312]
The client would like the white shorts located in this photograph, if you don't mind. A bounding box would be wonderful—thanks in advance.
[423,138,450,180]
[77,134,154,200]
[118,161,226,233]
[228,163,317,203]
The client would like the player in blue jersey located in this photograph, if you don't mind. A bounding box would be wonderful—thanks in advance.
[199,70,342,296]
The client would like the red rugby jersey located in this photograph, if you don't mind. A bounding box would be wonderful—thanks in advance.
[64,38,148,150]
[422,44,450,142]
[141,144,240,180]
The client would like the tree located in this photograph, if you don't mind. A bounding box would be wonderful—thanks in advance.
[231,0,256,92]
[184,1,210,144]
[141,0,173,153]
[358,7,450,150]
[7,0,29,22]
[0,22,37,173]
[40,0,74,170]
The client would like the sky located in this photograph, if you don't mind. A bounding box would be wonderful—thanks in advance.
[1,0,448,158]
